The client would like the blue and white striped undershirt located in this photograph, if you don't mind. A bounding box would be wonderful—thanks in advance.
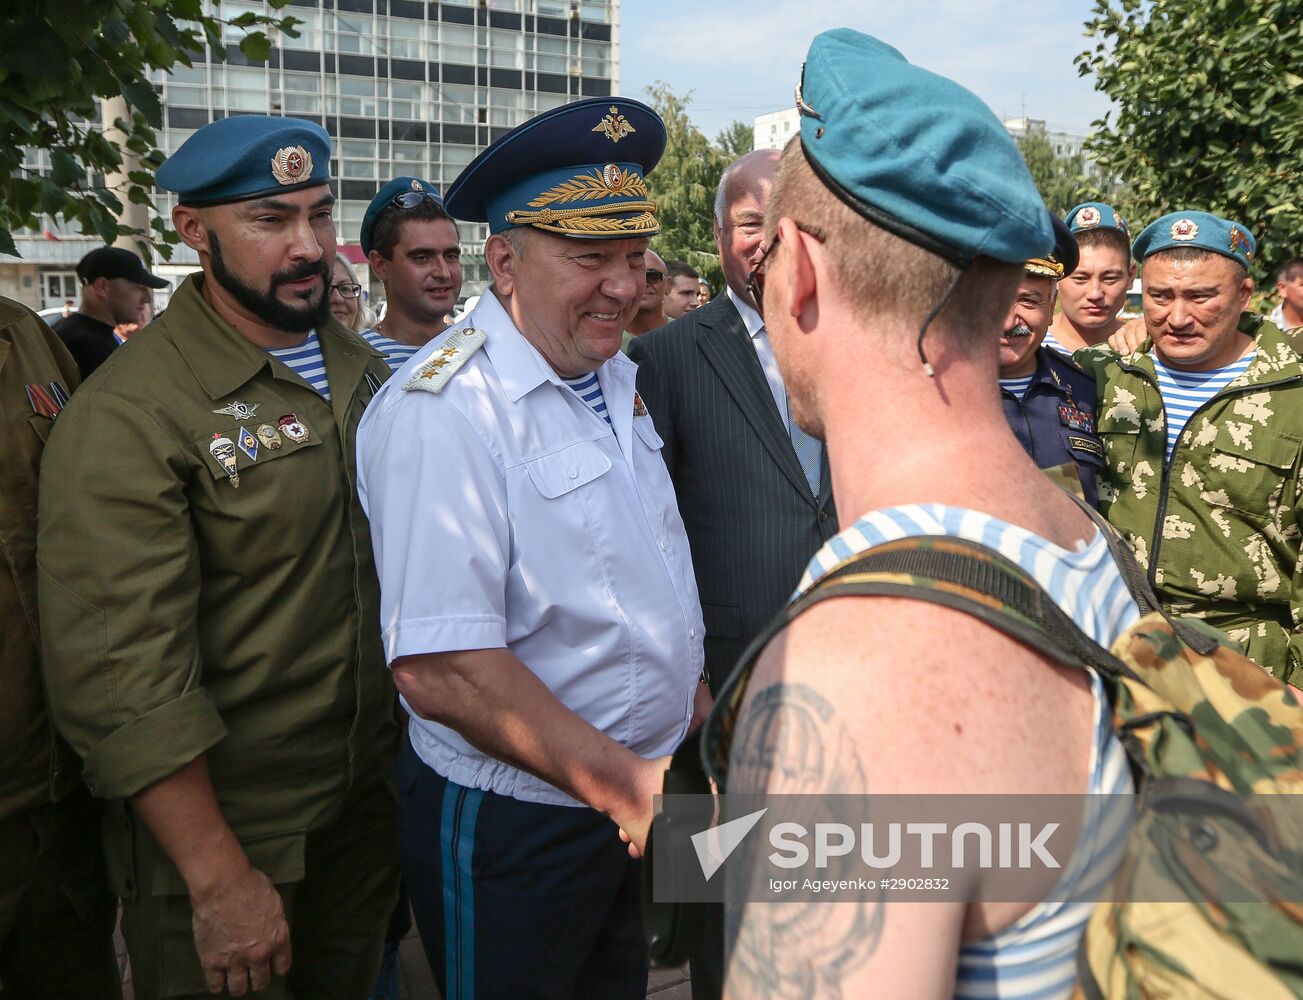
[561,371,611,426]
[1152,350,1255,463]
[801,504,1137,1000]
[1040,331,1072,357]
[359,326,421,374]
[266,330,331,400]
[999,374,1036,400]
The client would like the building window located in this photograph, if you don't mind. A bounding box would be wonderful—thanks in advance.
[42,271,78,309]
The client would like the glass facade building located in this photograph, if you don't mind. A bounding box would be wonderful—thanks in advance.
[1,0,622,309]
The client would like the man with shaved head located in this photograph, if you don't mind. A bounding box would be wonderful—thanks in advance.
[627,147,838,995]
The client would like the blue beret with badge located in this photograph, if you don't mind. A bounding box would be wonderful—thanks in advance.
[156,115,331,206]
[1065,201,1129,238]
[794,29,1052,266]
[444,97,665,239]
[360,176,443,256]
[1025,215,1080,280]
[1132,210,1256,267]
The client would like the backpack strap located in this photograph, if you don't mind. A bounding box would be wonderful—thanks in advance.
[701,533,1140,789]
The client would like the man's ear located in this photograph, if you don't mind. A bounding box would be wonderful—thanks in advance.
[367,249,391,284]
[781,218,820,329]
[1237,275,1255,312]
[172,204,210,255]
[484,234,517,296]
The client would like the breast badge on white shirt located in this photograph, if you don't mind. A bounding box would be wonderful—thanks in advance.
[403,327,488,394]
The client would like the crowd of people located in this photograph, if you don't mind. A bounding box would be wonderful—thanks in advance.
[2,22,1301,1000]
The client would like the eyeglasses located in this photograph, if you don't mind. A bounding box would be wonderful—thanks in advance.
[645,269,665,284]
[746,220,826,319]
[330,282,362,299]
[390,191,442,211]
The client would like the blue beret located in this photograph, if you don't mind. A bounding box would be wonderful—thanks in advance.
[156,115,331,206]
[1132,210,1256,268]
[795,29,1052,266]
[1065,201,1129,238]
[360,177,443,256]
[445,97,665,239]
[1025,215,1080,280]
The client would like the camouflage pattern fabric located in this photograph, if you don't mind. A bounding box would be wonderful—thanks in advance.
[1076,314,1303,684]
[702,534,1303,999]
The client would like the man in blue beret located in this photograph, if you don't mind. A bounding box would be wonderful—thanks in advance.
[999,216,1106,506]
[1045,201,1137,355]
[37,114,399,999]
[710,29,1141,998]
[1077,210,1303,682]
[358,176,463,372]
[356,97,706,999]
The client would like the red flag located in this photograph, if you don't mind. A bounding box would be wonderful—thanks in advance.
[42,230,61,242]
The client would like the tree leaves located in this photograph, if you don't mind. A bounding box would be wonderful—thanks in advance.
[1079,0,1303,278]
[0,1,295,258]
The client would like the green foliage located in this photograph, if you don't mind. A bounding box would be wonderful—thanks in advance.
[1079,0,1303,278]
[1015,126,1096,217]
[0,0,299,258]
[643,82,729,291]
[716,120,755,159]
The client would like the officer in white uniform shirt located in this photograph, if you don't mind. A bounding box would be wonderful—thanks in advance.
[356,97,706,1000]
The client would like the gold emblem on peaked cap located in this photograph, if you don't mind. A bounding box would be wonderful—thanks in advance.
[271,146,313,186]
[593,106,636,143]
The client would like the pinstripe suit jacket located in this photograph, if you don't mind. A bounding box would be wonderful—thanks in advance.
[627,294,837,692]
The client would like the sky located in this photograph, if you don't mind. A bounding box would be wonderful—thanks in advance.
[618,0,1115,141]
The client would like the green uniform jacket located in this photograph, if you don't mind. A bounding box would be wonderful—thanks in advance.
[0,297,81,822]
[37,274,397,895]
[1079,314,1303,683]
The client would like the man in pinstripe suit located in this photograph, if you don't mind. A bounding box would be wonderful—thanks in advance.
[628,149,838,699]
[627,149,836,1000]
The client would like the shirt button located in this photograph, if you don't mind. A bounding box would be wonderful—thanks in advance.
[690,628,697,639]
[568,468,577,479]
[659,539,667,551]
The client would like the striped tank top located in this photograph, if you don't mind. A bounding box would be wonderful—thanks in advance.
[1151,350,1255,463]
[266,330,331,400]
[800,504,1138,1000]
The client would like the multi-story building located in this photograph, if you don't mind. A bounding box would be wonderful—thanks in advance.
[2,0,622,311]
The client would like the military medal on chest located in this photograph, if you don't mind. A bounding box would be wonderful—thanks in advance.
[278,413,310,443]
[213,400,261,421]
[255,423,283,450]
[210,433,240,488]
[237,425,259,462]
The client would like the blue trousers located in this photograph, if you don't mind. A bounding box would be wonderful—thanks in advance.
[398,737,648,999]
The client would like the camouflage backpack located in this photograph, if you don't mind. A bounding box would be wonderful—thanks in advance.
[701,505,1303,998]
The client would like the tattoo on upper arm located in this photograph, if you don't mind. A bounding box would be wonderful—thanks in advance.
[723,682,884,998]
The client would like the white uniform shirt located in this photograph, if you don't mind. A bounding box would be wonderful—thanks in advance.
[357,290,705,806]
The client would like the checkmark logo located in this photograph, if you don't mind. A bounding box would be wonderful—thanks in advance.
[691,808,768,881]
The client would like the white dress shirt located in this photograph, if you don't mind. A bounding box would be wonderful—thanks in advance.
[357,290,704,806]
[727,285,789,427]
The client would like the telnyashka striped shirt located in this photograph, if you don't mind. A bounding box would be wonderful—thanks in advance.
[999,374,1036,400]
[266,330,331,400]
[1040,330,1072,357]
[359,326,421,374]
[1152,350,1255,463]
[561,371,611,426]
[801,504,1138,1000]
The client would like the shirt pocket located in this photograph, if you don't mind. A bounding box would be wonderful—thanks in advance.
[632,415,664,452]
[1095,412,1142,481]
[524,440,612,499]
[1198,426,1301,520]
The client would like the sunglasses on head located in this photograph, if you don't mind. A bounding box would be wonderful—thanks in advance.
[390,191,442,211]
[746,221,826,319]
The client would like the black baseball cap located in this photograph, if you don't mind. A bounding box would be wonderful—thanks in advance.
[76,247,169,289]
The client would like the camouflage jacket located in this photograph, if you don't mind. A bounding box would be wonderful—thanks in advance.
[1077,314,1303,684]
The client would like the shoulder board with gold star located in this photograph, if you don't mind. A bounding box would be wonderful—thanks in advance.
[402,327,487,394]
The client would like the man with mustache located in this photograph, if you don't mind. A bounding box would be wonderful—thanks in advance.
[360,176,464,372]
[998,218,1106,506]
[37,115,399,999]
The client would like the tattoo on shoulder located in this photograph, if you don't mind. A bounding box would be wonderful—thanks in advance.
[724,682,884,998]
